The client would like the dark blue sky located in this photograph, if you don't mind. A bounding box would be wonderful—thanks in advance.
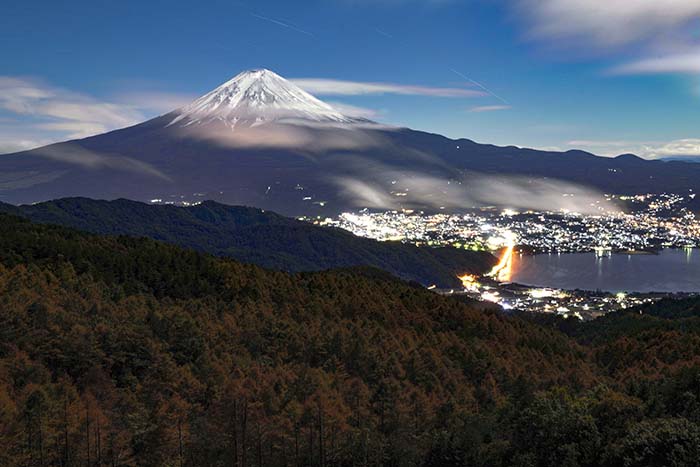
[2,0,699,157]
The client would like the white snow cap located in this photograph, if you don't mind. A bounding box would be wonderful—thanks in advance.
[169,69,355,128]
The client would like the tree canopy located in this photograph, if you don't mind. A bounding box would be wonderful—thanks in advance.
[1,212,700,466]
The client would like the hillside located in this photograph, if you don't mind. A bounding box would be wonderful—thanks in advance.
[2,214,700,466]
[0,197,495,288]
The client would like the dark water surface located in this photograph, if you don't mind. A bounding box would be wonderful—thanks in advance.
[508,249,700,293]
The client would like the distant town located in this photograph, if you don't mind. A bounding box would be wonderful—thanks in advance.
[438,276,674,321]
[146,191,700,319]
[302,192,700,319]
[305,192,700,254]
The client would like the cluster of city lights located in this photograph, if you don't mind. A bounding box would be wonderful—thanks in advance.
[303,192,700,319]
[308,193,700,255]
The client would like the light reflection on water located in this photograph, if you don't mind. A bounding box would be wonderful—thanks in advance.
[508,249,700,293]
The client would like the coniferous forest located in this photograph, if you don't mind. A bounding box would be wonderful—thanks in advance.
[2,212,700,467]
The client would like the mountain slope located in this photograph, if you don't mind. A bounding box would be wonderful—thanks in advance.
[2,69,700,215]
[0,212,595,466]
[3,212,700,466]
[0,197,495,287]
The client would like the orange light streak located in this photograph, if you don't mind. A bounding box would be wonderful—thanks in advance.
[488,244,514,282]
[457,273,478,290]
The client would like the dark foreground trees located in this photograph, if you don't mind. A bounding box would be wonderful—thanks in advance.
[2,213,700,466]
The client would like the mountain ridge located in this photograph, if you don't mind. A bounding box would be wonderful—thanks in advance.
[0,196,495,287]
[3,69,700,214]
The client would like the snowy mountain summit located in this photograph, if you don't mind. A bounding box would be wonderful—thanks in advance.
[169,69,355,128]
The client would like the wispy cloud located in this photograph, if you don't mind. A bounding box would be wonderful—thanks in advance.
[469,105,511,113]
[610,49,700,75]
[35,121,111,138]
[0,77,142,130]
[568,138,700,159]
[181,121,389,152]
[516,0,700,47]
[567,140,635,150]
[292,78,484,97]
[512,0,700,94]
[326,101,381,119]
[32,144,172,180]
[0,76,193,154]
[115,91,197,114]
[334,163,616,214]
[0,134,50,155]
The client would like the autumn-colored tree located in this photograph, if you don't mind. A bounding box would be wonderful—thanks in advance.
[2,213,700,466]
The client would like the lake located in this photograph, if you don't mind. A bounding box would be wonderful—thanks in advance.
[507,248,700,293]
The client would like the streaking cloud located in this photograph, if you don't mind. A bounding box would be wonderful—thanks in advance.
[469,105,511,113]
[516,0,700,47]
[0,76,195,154]
[611,49,700,75]
[568,139,700,159]
[334,165,619,214]
[32,144,172,181]
[292,78,485,98]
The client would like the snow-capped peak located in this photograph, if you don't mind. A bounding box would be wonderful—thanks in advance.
[169,69,355,128]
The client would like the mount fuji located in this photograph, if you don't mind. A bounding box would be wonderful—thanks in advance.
[168,69,356,128]
[2,69,700,214]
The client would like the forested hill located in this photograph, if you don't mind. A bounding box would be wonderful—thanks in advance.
[2,213,700,466]
[0,197,494,288]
